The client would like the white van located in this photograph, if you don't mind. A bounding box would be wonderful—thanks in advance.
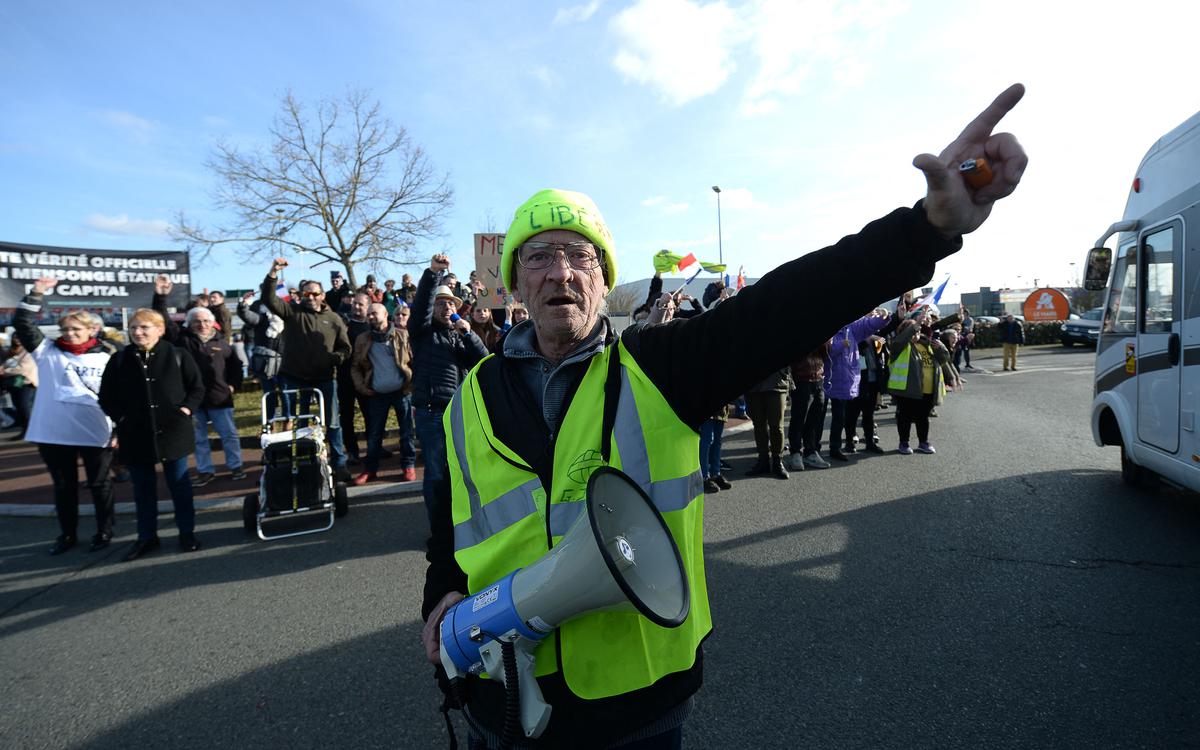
[1084,110,1200,490]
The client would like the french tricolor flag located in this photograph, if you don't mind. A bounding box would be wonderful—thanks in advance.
[912,275,949,311]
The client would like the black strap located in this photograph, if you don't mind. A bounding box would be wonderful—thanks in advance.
[600,345,622,463]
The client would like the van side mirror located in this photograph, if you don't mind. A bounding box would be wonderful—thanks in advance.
[1084,247,1112,291]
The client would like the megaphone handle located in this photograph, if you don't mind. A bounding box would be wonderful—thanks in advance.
[479,638,552,740]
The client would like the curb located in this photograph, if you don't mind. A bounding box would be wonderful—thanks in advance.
[0,478,424,519]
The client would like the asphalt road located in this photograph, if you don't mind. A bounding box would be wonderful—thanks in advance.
[2,347,1198,749]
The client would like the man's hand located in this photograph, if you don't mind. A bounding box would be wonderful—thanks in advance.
[453,317,470,333]
[422,591,465,665]
[270,257,288,277]
[154,274,173,296]
[241,291,255,304]
[431,253,450,273]
[180,407,192,417]
[914,83,1028,238]
[32,276,58,295]
[647,293,676,325]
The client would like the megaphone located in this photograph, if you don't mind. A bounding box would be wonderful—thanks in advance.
[439,467,690,740]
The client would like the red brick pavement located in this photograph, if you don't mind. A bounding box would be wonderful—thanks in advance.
[0,433,423,506]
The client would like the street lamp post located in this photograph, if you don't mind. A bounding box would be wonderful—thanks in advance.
[711,185,723,266]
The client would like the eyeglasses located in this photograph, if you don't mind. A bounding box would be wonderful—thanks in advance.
[516,242,604,272]
[301,291,323,298]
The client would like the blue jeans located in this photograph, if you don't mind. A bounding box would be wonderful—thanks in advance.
[128,457,195,541]
[414,406,446,529]
[365,391,416,472]
[259,374,287,421]
[699,419,724,478]
[280,375,347,469]
[192,406,242,475]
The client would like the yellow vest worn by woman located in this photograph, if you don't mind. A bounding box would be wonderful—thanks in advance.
[444,339,712,700]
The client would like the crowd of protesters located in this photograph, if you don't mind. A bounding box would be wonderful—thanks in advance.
[1,253,1025,557]
[0,251,532,561]
[642,280,994,489]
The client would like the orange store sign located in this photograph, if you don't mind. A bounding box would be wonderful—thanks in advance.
[1022,288,1071,321]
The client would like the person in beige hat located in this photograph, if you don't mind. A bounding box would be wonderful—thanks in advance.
[408,253,489,529]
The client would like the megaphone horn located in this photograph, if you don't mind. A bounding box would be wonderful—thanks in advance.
[439,467,690,739]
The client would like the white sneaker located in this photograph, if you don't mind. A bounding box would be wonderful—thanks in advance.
[803,453,830,470]
[786,453,805,472]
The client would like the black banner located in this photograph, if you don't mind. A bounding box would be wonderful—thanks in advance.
[0,241,191,309]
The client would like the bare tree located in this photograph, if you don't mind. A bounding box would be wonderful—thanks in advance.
[172,90,453,288]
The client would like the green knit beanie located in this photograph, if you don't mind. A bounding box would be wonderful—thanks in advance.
[501,188,617,290]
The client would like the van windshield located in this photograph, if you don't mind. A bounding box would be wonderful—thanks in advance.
[1082,308,1103,321]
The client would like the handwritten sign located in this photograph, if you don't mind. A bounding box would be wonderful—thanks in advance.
[473,233,509,308]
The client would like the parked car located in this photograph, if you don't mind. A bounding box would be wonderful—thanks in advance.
[975,315,1000,324]
[1060,307,1103,347]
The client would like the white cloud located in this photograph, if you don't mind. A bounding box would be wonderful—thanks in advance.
[642,195,690,214]
[607,0,907,112]
[84,213,170,237]
[96,110,155,143]
[610,0,739,106]
[738,0,907,116]
[715,187,763,210]
[554,0,604,25]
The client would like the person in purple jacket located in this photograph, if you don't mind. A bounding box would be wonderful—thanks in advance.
[825,310,890,461]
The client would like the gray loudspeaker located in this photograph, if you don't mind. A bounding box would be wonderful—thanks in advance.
[511,466,690,633]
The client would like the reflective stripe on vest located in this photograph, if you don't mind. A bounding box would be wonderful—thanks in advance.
[451,364,703,549]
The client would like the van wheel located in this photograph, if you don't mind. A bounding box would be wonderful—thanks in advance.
[334,481,349,518]
[1061,340,1074,348]
[1120,445,1143,486]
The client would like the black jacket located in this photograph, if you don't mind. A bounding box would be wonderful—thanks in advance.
[99,340,205,464]
[999,319,1026,344]
[154,294,244,409]
[177,330,243,409]
[423,203,960,746]
[408,268,489,410]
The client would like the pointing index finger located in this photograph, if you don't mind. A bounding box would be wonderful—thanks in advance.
[955,83,1025,146]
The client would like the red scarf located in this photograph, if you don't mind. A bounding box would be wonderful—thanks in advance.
[55,337,98,356]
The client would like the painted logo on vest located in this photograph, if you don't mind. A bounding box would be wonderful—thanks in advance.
[565,449,606,501]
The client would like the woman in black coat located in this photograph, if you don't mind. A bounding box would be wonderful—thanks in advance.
[99,308,205,561]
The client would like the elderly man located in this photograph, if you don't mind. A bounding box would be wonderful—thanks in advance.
[999,312,1025,370]
[420,85,1028,747]
[153,278,245,486]
[261,261,353,475]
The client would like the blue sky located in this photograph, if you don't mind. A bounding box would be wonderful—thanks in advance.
[2,0,1198,304]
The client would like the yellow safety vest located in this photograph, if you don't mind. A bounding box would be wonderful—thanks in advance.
[444,340,712,699]
[887,343,945,398]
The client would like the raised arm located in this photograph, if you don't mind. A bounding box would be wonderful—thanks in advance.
[410,255,448,338]
[260,257,293,319]
[625,84,1028,429]
[13,277,56,353]
[151,275,181,343]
